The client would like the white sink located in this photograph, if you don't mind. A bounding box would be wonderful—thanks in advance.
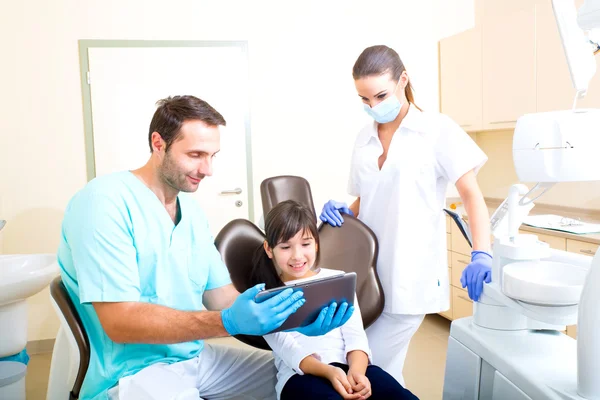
[0,254,59,357]
[502,260,587,306]
[0,254,59,305]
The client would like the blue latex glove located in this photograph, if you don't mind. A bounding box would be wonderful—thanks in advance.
[291,301,355,336]
[320,200,354,227]
[460,251,492,302]
[221,284,306,336]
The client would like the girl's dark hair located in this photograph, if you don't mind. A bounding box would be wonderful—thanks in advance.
[249,200,320,289]
[352,45,421,111]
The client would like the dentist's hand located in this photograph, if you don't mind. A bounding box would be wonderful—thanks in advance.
[221,284,305,336]
[460,251,492,302]
[320,200,354,227]
[291,301,354,336]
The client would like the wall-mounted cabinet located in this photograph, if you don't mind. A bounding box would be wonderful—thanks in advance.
[440,0,600,131]
[440,27,483,131]
[482,0,537,130]
[536,0,576,112]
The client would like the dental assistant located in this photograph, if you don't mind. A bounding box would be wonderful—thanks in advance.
[319,45,491,386]
[58,95,352,400]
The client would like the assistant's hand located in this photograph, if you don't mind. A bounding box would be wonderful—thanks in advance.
[291,301,354,336]
[320,200,354,227]
[460,251,492,302]
[221,284,305,336]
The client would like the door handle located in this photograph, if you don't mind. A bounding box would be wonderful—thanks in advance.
[220,188,242,195]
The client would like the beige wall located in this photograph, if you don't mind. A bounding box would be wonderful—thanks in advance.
[1,0,473,342]
[476,130,600,211]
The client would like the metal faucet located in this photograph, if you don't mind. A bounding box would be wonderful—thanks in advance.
[0,220,5,231]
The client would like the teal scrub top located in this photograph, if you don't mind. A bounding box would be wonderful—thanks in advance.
[57,171,232,400]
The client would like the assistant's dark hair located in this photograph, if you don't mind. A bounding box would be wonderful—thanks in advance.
[249,200,320,289]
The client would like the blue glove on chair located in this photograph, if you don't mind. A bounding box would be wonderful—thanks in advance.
[221,284,306,336]
[320,200,354,227]
[460,251,492,302]
[291,301,355,336]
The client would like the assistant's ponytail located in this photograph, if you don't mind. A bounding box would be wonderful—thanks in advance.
[404,82,422,111]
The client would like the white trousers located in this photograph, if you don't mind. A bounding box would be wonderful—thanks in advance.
[365,312,425,386]
[107,343,276,400]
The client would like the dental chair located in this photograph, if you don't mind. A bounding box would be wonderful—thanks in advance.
[46,277,90,400]
[215,177,384,350]
[317,215,383,328]
[215,217,383,350]
[260,175,317,218]
[260,175,384,328]
[215,219,273,350]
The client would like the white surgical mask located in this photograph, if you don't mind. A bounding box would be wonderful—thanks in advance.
[363,81,404,123]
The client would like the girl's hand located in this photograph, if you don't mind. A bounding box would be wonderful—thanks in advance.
[326,366,362,399]
[348,369,372,399]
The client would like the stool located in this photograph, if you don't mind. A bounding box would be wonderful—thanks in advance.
[0,361,27,400]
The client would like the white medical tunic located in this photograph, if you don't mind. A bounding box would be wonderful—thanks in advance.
[348,106,487,314]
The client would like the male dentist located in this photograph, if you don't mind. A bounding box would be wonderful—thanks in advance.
[58,95,353,400]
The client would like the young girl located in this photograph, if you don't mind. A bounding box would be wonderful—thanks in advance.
[250,200,418,400]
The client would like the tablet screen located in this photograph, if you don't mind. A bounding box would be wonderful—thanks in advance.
[253,272,356,333]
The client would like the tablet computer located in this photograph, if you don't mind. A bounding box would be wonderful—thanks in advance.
[254,272,356,334]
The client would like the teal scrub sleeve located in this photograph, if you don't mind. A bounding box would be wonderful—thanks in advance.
[64,192,141,303]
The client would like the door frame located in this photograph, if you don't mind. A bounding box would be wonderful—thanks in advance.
[78,40,255,221]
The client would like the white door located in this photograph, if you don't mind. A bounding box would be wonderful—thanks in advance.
[86,45,251,236]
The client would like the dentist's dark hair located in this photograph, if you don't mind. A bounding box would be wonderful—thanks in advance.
[249,200,321,290]
[353,45,422,111]
[148,95,226,153]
